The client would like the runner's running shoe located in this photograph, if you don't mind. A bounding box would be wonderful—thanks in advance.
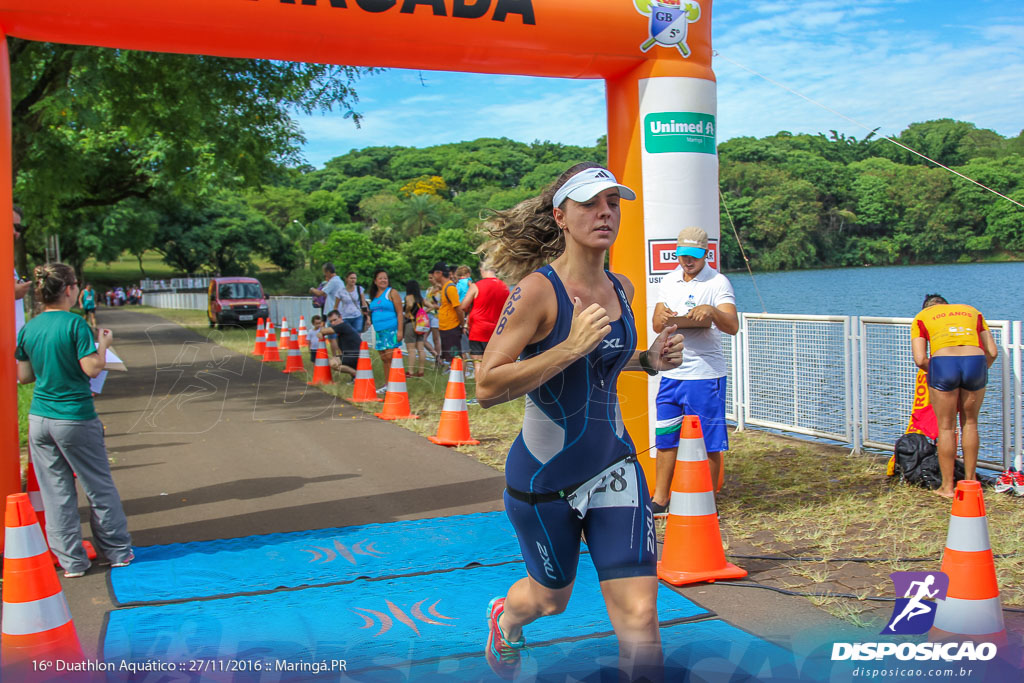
[485,596,525,679]
[994,469,1016,494]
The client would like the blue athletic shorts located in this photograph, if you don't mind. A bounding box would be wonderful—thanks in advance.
[928,355,987,392]
[655,376,729,453]
[503,459,657,589]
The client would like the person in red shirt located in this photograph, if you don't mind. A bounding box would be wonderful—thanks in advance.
[459,265,510,379]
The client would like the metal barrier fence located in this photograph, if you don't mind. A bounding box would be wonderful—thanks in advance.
[136,293,1024,469]
[142,292,207,311]
[141,276,210,291]
[730,313,1021,470]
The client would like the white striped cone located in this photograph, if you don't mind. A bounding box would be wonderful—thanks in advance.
[349,342,380,403]
[658,415,746,585]
[280,317,288,334]
[375,350,417,420]
[931,480,1005,642]
[429,358,479,445]
[297,316,309,347]
[1,493,84,667]
[283,330,305,373]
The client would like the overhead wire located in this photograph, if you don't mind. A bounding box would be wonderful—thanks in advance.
[712,50,1024,211]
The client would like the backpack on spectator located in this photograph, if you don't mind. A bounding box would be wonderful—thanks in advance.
[891,433,964,489]
[312,281,327,310]
[414,307,430,334]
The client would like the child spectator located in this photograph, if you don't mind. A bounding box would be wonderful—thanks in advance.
[455,265,473,300]
[308,314,323,364]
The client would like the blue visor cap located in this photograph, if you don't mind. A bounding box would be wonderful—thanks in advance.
[676,246,707,259]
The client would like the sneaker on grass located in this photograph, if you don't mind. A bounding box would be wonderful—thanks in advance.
[994,469,1016,494]
[485,596,525,680]
[1014,471,1024,496]
[651,500,669,517]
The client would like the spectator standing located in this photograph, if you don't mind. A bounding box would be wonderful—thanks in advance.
[308,314,323,364]
[423,281,442,364]
[78,282,97,328]
[459,265,509,381]
[337,271,367,333]
[310,263,345,318]
[650,226,738,515]
[367,268,403,390]
[16,263,133,577]
[455,264,473,300]
[402,280,429,377]
[429,262,464,365]
[911,294,998,498]
[13,206,30,341]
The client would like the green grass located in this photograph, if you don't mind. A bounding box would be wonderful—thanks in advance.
[83,250,284,292]
[17,383,32,448]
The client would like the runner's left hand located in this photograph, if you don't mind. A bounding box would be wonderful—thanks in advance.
[648,325,684,371]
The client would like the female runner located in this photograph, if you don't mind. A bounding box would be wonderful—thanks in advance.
[476,162,684,681]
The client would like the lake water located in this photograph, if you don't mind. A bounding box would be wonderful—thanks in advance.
[726,261,1024,321]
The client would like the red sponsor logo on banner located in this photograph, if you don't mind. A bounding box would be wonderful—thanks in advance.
[648,239,718,274]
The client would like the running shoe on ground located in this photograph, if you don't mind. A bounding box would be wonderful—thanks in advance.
[994,469,1016,494]
[651,500,669,517]
[1014,471,1024,496]
[485,596,524,679]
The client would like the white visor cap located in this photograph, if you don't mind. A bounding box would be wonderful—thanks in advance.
[553,167,637,208]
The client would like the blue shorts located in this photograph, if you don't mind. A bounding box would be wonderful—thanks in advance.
[928,355,987,392]
[504,459,657,589]
[655,376,729,453]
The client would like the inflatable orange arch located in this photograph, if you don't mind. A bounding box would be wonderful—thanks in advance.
[0,0,721,550]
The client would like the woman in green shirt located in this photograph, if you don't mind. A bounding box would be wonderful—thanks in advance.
[16,263,133,578]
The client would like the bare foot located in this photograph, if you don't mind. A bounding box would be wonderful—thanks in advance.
[933,489,954,499]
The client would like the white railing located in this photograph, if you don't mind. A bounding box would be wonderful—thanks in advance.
[142,292,207,310]
[727,313,1020,470]
[141,276,210,291]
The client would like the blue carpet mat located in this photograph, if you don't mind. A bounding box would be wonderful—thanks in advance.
[102,556,711,667]
[367,619,796,682]
[110,512,521,605]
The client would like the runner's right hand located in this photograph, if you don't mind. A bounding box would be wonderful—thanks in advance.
[566,297,611,357]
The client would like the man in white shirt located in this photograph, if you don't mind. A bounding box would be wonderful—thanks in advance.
[13,206,30,340]
[310,262,344,317]
[650,227,738,515]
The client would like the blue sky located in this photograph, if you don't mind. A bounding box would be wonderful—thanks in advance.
[296,0,1024,168]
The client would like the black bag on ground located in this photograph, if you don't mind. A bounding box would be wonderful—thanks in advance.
[893,433,964,489]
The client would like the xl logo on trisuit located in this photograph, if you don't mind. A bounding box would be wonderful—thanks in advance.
[634,0,701,57]
[882,571,949,635]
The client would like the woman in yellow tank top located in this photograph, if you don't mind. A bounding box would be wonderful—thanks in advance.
[911,294,998,498]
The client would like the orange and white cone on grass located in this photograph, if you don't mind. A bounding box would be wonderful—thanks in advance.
[428,358,479,446]
[1,493,84,670]
[283,329,305,373]
[25,460,95,567]
[307,346,334,386]
[252,317,266,356]
[279,325,291,354]
[261,328,281,363]
[280,316,288,336]
[349,342,381,403]
[375,349,418,420]
[297,316,308,347]
[657,415,747,586]
[930,480,1006,644]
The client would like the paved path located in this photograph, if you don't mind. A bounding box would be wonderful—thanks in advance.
[50,307,876,676]
[58,308,505,658]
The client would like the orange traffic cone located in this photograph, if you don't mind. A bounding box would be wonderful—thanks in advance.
[658,416,746,585]
[252,317,266,356]
[282,329,305,373]
[279,325,291,353]
[262,328,281,363]
[297,316,309,347]
[349,342,382,403]
[307,346,334,385]
[280,316,289,337]
[1,493,84,670]
[930,480,1006,644]
[375,350,418,420]
[428,358,479,446]
[25,461,95,567]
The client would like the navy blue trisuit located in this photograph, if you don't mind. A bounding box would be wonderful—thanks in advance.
[503,265,657,589]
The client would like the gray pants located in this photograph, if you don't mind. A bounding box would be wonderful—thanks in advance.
[28,415,132,572]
